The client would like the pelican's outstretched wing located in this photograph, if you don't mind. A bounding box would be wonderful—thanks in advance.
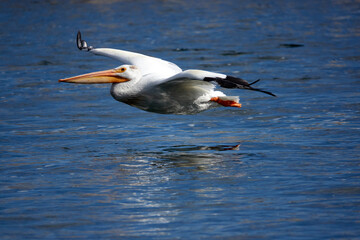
[76,31,182,78]
[165,70,277,97]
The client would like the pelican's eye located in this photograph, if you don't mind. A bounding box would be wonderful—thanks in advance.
[116,67,126,73]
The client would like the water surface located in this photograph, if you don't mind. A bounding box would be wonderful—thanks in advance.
[1,0,360,239]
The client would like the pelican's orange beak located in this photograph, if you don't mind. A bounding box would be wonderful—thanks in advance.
[59,68,129,84]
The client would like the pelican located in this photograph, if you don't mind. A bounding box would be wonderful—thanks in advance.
[59,31,276,114]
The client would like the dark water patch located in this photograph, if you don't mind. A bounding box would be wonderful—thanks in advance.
[256,55,286,61]
[343,55,360,61]
[172,47,209,52]
[279,43,304,48]
[284,75,322,82]
[36,60,53,65]
[221,50,253,56]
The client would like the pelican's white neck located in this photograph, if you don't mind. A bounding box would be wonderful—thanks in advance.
[110,65,143,101]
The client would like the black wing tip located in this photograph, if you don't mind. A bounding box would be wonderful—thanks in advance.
[249,79,260,86]
[249,79,277,97]
[76,31,82,50]
[76,30,93,51]
[206,75,277,97]
[227,76,277,97]
[258,89,277,97]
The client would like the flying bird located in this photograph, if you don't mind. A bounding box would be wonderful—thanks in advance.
[59,31,275,114]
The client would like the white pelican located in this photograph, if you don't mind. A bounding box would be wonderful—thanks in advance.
[59,31,275,114]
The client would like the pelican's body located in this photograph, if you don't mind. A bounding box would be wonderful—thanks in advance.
[59,32,275,114]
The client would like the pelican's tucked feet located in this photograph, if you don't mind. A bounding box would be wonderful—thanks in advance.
[210,97,242,108]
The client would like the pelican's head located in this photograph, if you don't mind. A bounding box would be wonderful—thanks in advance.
[59,65,141,84]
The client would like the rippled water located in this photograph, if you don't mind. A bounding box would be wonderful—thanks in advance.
[1,0,360,239]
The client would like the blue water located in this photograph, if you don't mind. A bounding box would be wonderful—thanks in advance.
[1,0,360,239]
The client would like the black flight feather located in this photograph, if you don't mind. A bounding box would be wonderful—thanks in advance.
[77,31,93,51]
[204,76,276,97]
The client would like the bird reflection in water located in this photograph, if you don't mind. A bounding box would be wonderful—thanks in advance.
[163,144,240,152]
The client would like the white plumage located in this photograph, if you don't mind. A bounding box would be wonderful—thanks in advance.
[59,31,275,115]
